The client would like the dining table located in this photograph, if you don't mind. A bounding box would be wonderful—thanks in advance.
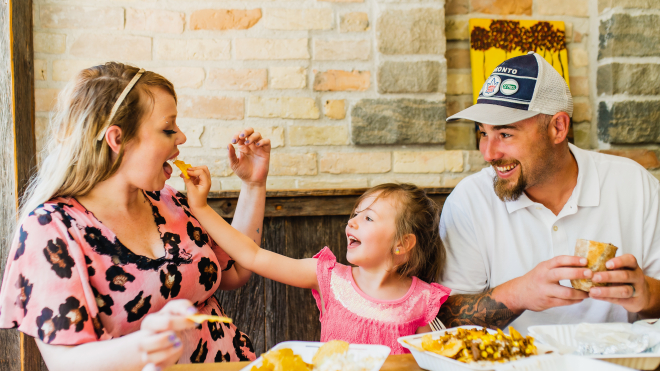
[165,354,424,371]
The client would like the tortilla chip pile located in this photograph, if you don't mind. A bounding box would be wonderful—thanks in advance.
[421,327,537,364]
[251,340,349,371]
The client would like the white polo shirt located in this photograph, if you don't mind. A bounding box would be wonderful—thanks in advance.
[439,143,660,334]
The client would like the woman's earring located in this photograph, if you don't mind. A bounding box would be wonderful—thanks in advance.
[395,248,400,255]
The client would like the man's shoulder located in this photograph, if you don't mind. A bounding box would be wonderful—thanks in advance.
[577,147,660,189]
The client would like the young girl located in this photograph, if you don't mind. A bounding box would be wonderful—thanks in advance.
[184,167,450,354]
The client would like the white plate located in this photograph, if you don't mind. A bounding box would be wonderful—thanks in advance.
[528,324,660,370]
[397,326,557,371]
[240,341,391,371]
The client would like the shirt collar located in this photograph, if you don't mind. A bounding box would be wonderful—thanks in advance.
[503,143,600,214]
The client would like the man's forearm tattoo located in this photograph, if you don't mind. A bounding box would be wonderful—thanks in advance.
[436,288,520,330]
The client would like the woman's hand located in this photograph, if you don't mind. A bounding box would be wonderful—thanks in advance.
[182,166,212,211]
[139,300,198,371]
[229,128,271,186]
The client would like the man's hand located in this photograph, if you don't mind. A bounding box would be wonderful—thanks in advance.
[588,254,656,314]
[506,255,590,313]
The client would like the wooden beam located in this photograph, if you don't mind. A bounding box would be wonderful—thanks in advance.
[207,188,453,218]
[0,0,39,370]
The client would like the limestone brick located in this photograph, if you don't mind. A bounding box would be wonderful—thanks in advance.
[569,76,589,97]
[538,0,589,16]
[270,67,306,89]
[446,124,476,150]
[155,39,230,61]
[320,152,391,174]
[394,151,463,173]
[378,61,445,94]
[597,63,660,96]
[179,125,204,148]
[446,0,469,15]
[179,156,234,177]
[151,67,205,89]
[447,73,472,95]
[447,48,470,69]
[271,153,318,176]
[35,89,60,112]
[313,40,370,61]
[468,151,489,172]
[298,178,369,189]
[378,9,445,55]
[189,9,262,31]
[40,5,123,30]
[289,125,348,146]
[324,100,345,120]
[263,9,333,30]
[570,48,589,68]
[313,70,370,92]
[265,179,297,190]
[178,96,244,120]
[340,12,369,32]
[53,60,101,82]
[599,14,660,59]
[126,8,185,34]
[599,0,660,13]
[599,149,660,169]
[597,101,660,143]
[573,99,592,122]
[446,19,469,40]
[248,97,320,119]
[34,33,66,54]
[442,175,467,187]
[236,39,309,60]
[351,99,446,145]
[71,34,152,61]
[573,122,591,149]
[207,69,267,91]
[470,0,532,15]
[34,60,47,81]
[210,126,284,149]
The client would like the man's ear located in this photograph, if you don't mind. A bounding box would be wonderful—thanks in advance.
[105,126,123,154]
[395,234,417,255]
[549,112,571,144]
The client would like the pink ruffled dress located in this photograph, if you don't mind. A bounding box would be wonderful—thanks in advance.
[312,247,450,354]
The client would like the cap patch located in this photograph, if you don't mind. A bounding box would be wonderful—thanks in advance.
[500,79,519,95]
[482,75,501,97]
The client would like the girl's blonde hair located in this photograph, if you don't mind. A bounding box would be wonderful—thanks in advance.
[350,183,446,283]
[19,62,175,222]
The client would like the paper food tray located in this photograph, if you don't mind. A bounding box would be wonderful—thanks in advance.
[240,341,391,371]
[528,324,660,370]
[397,326,557,371]
[493,354,633,371]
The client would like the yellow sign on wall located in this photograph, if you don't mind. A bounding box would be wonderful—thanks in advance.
[469,19,569,104]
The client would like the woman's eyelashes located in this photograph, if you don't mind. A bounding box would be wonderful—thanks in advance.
[163,129,178,135]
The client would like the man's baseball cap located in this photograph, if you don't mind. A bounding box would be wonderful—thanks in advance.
[447,52,573,126]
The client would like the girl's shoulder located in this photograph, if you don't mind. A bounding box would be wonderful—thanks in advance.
[413,278,452,299]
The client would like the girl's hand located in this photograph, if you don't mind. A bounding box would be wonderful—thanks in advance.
[139,300,198,371]
[229,128,271,186]
[182,166,211,210]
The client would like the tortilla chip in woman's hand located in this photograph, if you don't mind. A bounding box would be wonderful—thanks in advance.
[173,159,192,179]
[187,314,233,324]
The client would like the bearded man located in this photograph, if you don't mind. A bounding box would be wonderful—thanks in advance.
[436,52,660,333]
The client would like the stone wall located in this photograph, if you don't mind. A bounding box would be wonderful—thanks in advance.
[32,0,660,190]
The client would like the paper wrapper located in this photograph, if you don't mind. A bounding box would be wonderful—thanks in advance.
[570,239,618,292]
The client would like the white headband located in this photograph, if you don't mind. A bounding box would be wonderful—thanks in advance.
[96,68,146,142]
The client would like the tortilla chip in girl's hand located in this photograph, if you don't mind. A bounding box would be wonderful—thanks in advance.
[187,314,233,324]
[172,159,192,179]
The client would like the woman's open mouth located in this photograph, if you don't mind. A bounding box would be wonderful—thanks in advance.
[163,162,173,179]
[347,235,361,249]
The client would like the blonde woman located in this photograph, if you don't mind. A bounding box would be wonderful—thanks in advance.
[0,63,270,370]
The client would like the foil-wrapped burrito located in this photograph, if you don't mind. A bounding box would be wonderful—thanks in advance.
[570,239,618,292]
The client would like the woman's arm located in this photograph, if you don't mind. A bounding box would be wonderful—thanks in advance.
[184,167,319,291]
[218,128,271,290]
[36,300,198,371]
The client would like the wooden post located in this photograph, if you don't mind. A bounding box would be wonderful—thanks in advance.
[0,0,40,370]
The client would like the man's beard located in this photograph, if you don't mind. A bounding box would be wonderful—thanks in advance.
[491,160,527,202]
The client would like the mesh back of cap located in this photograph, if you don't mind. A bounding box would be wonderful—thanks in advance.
[528,54,573,117]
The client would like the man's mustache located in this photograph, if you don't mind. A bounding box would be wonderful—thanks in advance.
[489,159,521,168]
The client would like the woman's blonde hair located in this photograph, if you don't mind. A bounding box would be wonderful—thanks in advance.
[350,183,446,283]
[19,62,175,222]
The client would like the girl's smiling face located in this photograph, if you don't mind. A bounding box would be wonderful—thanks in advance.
[118,87,186,192]
[345,192,400,269]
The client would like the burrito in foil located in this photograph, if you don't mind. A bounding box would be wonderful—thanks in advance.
[570,239,618,292]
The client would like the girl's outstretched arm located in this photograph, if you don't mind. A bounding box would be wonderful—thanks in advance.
[183,167,319,291]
